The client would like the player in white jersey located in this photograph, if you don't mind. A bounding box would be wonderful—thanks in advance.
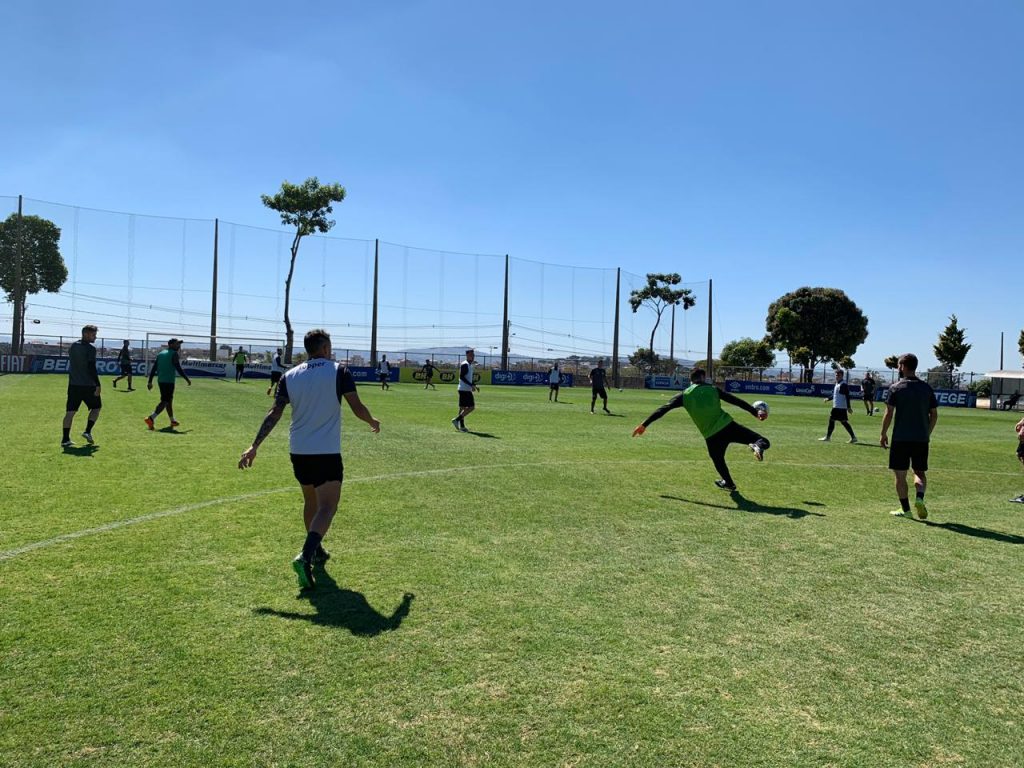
[267,348,285,396]
[377,355,391,390]
[452,348,479,432]
[239,328,381,591]
[819,369,858,443]
[548,362,561,402]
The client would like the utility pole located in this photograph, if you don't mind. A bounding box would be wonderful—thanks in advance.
[11,195,24,355]
[209,218,219,361]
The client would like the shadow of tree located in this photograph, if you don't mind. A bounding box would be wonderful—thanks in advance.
[254,569,415,635]
[916,519,1024,545]
[661,492,825,519]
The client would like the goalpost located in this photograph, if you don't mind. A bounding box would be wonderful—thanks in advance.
[143,332,287,378]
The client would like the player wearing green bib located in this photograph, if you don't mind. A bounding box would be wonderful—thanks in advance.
[145,338,192,430]
[633,368,770,491]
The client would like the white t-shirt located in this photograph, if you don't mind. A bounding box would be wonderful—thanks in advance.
[549,367,560,384]
[832,380,851,410]
[378,360,390,375]
[458,360,475,392]
[276,359,356,454]
[271,354,285,374]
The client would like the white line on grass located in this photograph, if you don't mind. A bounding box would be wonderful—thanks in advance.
[1,458,1017,562]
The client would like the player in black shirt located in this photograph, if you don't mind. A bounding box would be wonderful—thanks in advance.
[421,360,437,390]
[880,353,938,519]
[589,360,610,414]
[62,324,102,447]
[111,340,135,391]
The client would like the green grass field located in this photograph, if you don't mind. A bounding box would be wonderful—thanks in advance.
[2,374,1023,767]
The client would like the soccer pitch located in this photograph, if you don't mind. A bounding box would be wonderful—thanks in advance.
[2,375,1022,767]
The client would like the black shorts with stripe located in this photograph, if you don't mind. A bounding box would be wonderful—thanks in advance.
[290,453,344,487]
[459,390,475,408]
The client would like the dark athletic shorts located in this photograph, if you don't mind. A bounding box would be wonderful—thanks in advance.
[459,390,475,408]
[236,364,245,375]
[829,407,850,422]
[120,363,132,375]
[158,382,175,403]
[592,386,607,399]
[549,383,559,391]
[889,440,929,472]
[66,385,101,412]
[1016,441,1024,460]
[270,371,282,384]
[290,453,344,487]
[379,373,389,383]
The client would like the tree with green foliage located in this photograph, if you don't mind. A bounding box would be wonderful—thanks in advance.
[261,177,347,362]
[884,355,900,383]
[628,273,695,356]
[933,314,971,387]
[765,287,868,382]
[628,347,660,374]
[1018,330,1024,366]
[719,337,776,370]
[0,213,67,354]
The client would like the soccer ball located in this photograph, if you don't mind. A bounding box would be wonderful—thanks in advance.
[753,400,769,415]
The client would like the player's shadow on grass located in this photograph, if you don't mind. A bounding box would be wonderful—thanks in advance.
[158,427,192,434]
[915,519,1024,545]
[62,445,99,457]
[661,493,825,519]
[853,441,886,449]
[254,571,415,636]
[465,430,499,439]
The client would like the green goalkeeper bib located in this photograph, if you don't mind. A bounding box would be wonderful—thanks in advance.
[683,383,733,438]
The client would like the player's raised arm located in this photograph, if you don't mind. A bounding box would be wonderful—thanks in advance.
[634,393,685,435]
[719,389,760,418]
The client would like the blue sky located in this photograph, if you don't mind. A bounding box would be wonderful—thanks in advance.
[2,1,1022,371]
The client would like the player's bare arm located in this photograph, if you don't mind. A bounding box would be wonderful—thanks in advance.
[343,391,381,433]
[879,404,895,448]
[239,403,285,468]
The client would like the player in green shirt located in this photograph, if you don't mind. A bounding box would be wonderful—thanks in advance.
[145,338,192,430]
[632,368,770,491]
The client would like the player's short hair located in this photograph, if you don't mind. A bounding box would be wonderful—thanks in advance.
[303,328,331,355]
[82,324,98,335]
[690,367,706,381]
[898,353,918,373]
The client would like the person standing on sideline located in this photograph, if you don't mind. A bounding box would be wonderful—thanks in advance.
[268,348,285,397]
[377,355,391,390]
[112,339,135,390]
[589,359,610,414]
[421,359,437,390]
[62,324,102,447]
[861,371,877,416]
[452,349,479,432]
[145,338,192,430]
[1012,417,1024,503]
[632,367,769,491]
[548,362,561,402]
[819,369,858,443]
[880,353,938,519]
[232,346,248,383]
[238,328,381,591]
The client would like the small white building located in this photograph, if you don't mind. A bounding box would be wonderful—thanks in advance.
[986,370,1024,411]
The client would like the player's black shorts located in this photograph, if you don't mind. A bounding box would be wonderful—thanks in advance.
[290,453,344,487]
[270,371,282,384]
[1016,441,1024,460]
[889,440,929,472]
[459,390,475,408]
[862,391,874,401]
[158,382,176,402]
[592,386,607,399]
[119,362,132,375]
[379,373,389,382]
[236,364,245,374]
[549,382,560,391]
[829,407,849,422]
[66,385,101,412]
